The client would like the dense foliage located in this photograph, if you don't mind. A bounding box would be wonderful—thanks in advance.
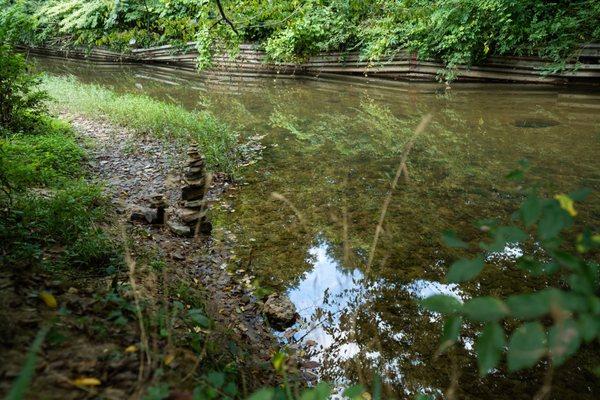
[1,0,599,72]
[0,46,118,272]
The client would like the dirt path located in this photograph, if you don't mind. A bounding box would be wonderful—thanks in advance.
[67,113,284,384]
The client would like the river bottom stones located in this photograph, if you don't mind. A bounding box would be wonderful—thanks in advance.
[513,118,560,128]
[263,294,298,330]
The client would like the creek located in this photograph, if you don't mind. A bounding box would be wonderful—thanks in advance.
[34,57,600,399]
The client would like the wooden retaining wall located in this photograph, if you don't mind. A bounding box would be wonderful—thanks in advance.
[22,43,600,84]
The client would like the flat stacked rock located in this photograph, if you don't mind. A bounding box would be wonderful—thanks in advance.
[129,193,167,225]
[167,145,212,236]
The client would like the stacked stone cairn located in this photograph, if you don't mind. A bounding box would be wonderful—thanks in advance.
[130,193,167,224]
[167,145,212,236]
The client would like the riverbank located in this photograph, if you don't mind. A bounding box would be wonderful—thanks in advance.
[1,110,306,398]
[0,71,311,398]
[22,43,600,85]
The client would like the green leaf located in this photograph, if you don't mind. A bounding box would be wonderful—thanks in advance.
[568,188,591,202]
[463,297,509,322]
[481,226,528,252]
[476,323,506,376]
[516,257,559,276]
[442,230,468,248]
[506,169,524,181]
[553,251,583,271]
[548,319,580,366]
[188,309,211,328]
[343,385,365,399]
[544,289,588,313]
[247,388,275,400]
[439,316,462,353]
[506,292,550,320]
[507,322,546,371]
[420,295,462,314]
[415,395,434,400]
[578,314,600,343]
[205,372,225,389]
[299,382,331,400]
[538,203,567,241]
[447,256,485,283]
[519,195,542,227]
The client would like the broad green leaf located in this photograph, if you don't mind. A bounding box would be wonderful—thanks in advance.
[538,203,568,241]
[568,273,595,295]
[439,316,462,353]
[476,323,505,376]
[548,319,580,366]
[463,297,509,322]
[188,309,211,328]
[506,292,550,319]
[299,382,331,400]
[205,372,225,389]
[420,295,462,314]
[542,289,588,313]
[442,230,468,248]
[342,385,365,399]
[446,256,485,283]
[568,188,591,202]
[519,195,541,227]
[507,322,546,371]
[247,388,275,400]
[505,169,524,181]
[516,257,559,276]
[578,314,600,343]
[481,226,528,252]
[552,251,583,271]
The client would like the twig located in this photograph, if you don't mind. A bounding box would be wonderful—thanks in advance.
[366,114,432,272]
[215,0,239,35]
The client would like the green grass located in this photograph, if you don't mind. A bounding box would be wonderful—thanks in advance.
[1,117,120,272]
[41,75,240,175]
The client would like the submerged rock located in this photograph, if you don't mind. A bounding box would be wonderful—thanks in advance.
[513,118,560,128]
[263,294,297,330]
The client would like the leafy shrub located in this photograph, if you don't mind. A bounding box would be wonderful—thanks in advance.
[0,45,49,132]
[421,164,599,376]
[1,128,84,190]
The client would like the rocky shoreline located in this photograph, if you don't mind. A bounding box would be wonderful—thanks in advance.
[66,113,309,385]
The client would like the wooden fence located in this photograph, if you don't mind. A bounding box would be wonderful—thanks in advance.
[22,43,600,84]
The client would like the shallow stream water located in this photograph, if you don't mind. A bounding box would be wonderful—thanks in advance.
[34,57,600,399]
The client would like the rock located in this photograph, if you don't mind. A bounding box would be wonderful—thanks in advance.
[199,218,212,235]
[129,207,146,221]
[167,221,192,237]
[143,208,159,224]
[181,184,205,201]
[263,294,297,330]
[184,199,204,209]
[179,208,200,224]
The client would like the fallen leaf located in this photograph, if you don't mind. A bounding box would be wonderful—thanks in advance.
[125,345,137,353]
[40,291,57,309]
[72,377,101,387]
[164,354,175,366]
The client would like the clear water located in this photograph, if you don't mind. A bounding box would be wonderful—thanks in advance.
[34,57,600,399]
